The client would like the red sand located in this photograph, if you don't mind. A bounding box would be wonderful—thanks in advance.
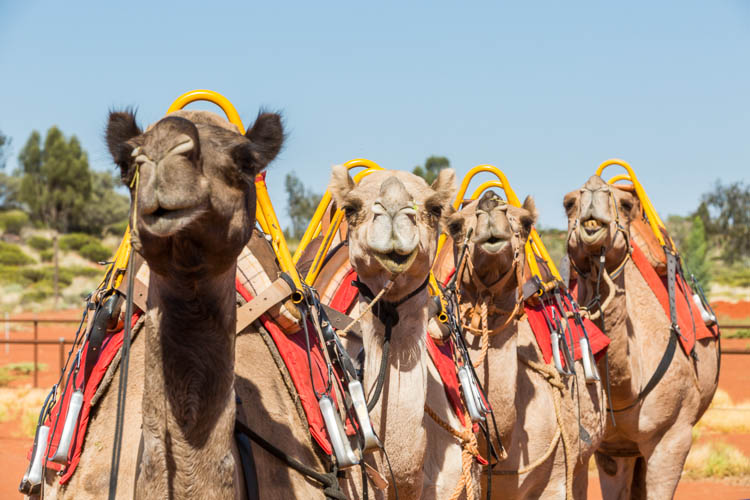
[712,300,750,321]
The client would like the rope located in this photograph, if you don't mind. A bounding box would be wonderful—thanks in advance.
[510,353,574,500]
[424,405,478,500]
[473,299,490,368]
[340,280,394,336]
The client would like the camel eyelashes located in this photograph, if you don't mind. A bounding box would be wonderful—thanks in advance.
[620,199,634,213]
[564,198,577,215]
[343,199,362,220]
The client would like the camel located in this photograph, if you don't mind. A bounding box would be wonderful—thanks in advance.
[442,191,606,499]
[33,107,288,498]
[327,166,480,499]
[564,175,720,499]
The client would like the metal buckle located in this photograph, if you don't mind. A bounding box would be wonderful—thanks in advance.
[348,380,381,453]
[318,395,359,468]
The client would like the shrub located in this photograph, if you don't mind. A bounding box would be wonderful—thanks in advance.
[78,242,111,263]
[0,266,29,285]
[66,265,103,278]
[0,210,30,235]
[27,236,52,251]
[105,219,129,236]
[21,282,53,304]
[0,242,35,266]
[40,249,53,262]
[59,233,95,251]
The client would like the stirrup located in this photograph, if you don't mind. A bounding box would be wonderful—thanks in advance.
[551,331,572,376]
[692,294,716,327]
[50,389,84,464]
[23,424,50,488]
[579,337,601,383]
[318,395,359,468]
[348,380,381,453]
[458,366,487,422]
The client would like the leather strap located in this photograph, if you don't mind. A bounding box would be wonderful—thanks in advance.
[236,277,293,333]
[320,304,362,339]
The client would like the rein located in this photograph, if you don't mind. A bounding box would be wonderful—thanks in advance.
[107,164,140,500]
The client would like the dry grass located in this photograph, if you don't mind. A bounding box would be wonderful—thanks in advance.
[684,442,750,479]
[0,386,48,438]
[696,389,750,433]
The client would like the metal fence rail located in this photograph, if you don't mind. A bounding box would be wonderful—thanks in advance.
[1,318,749,387]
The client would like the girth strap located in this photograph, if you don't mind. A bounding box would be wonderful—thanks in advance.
[609,328,677,413]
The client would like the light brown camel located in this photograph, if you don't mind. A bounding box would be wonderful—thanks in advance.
[33,108,286,499]
[564,175,720,499]
[443,191,606,499]
[327,167,480,499]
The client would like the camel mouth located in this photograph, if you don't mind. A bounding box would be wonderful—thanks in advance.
[373,249,419,274]
[579,218,607,245]
[141,204,206,237]
[479,236,509,254]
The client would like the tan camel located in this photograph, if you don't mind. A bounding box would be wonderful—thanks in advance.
[34,108,286,499]
[327,167,480,499]
[443,191,606,499]
[564,175,720,499]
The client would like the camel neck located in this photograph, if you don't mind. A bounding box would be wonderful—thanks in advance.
[358,287,429,497]
[138,266,237,497]
[583,261,635,402]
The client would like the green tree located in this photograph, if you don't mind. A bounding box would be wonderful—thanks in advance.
[17,127,92,232]
[0,130,19,209]
[683,216,710,288]
[412,156,450,184]
[71,171,129,235]
[700,181,750,263]
[284,172,321,241]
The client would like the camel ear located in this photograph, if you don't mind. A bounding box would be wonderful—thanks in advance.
[430,168,457,208]
[520,195,538,235]
[328,164,355,208]
[106,109,141,172]
[244,111,284,171]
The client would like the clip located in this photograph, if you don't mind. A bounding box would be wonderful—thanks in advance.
[50,389,84,464]
[24,424,50,487]
[579,337,601,383]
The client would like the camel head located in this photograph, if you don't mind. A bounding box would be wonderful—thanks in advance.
[564,175,640,277]
[446,191,537,290]
[328,167,456,300]
[105,109,283,277]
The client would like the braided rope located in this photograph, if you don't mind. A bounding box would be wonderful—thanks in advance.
[424,405,478,500]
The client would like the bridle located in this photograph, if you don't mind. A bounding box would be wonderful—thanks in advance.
[566,185,631,283]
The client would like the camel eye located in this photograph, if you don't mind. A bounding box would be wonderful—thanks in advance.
[343,199,361,220]
[564,199,576,214]
[620,200,633,213]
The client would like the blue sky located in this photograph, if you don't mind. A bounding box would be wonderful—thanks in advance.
[1,1,748,229]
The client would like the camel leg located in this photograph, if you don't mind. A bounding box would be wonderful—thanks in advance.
[594,451,637,500]
[638,424,693,500]
[571,461,590,500]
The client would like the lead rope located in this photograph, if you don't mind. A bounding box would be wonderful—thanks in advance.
[423,405,479,500]
[107,165,139,500]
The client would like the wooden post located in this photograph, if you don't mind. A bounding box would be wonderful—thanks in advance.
[59,338,65,378]
[33,320,38,388]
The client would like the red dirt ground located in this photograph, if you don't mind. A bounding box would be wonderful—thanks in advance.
[2,306,750,498]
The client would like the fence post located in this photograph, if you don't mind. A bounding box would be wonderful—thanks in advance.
[59,338,65,378]
[33,319,38,388]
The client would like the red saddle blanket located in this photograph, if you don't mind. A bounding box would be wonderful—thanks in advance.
[630,242,718,356]
[30,312,143,485]
[235,279,354,457]
[524,293,610,369]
